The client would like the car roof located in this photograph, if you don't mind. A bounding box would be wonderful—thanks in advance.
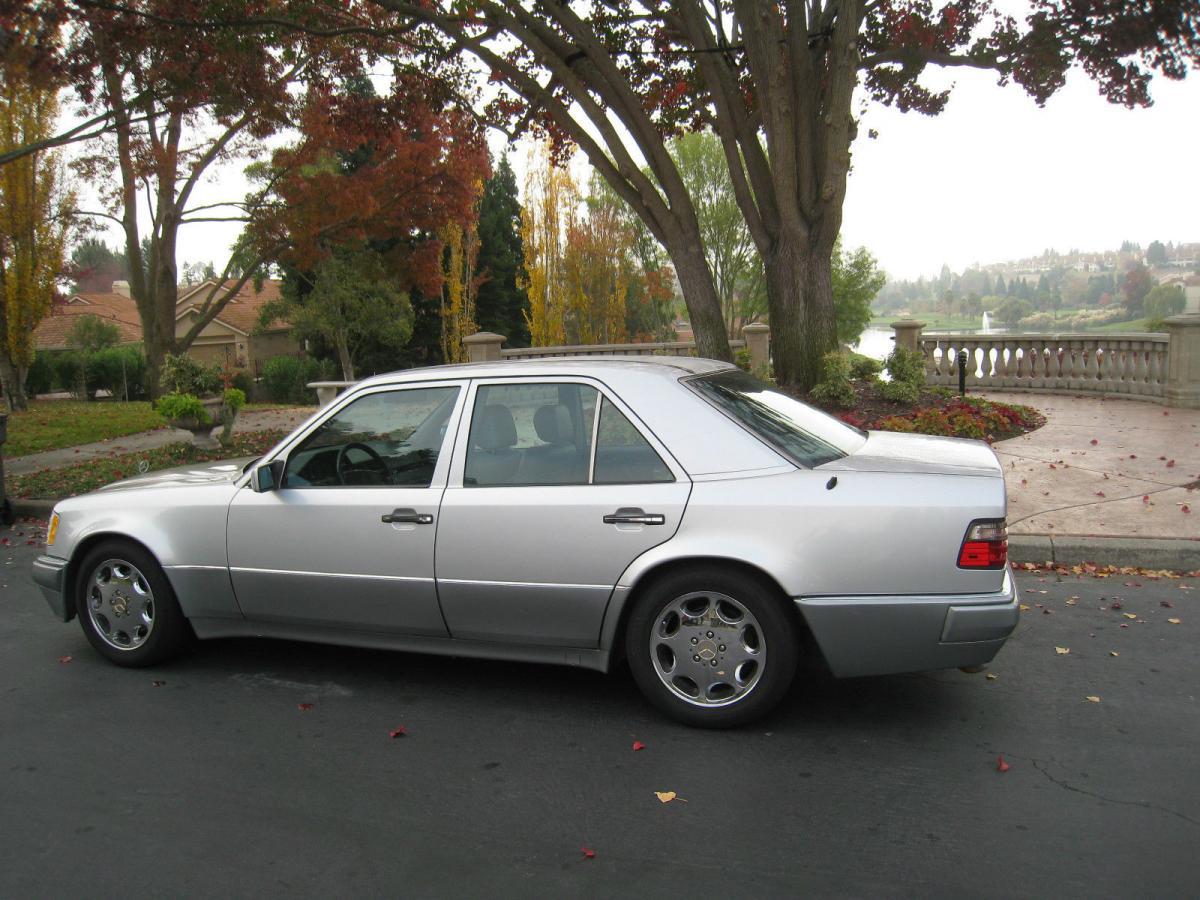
[355,355,737,388]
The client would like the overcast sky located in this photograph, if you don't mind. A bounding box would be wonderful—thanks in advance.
[76,53,1200,286]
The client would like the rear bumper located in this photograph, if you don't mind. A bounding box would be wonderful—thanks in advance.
[795,566,1018,678]
[32,555,71,621]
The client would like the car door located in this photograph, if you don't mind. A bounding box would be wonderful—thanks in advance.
[227,380,467,635]
[435,377,691,647]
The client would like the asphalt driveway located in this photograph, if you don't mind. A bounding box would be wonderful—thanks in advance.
[1,531,1196,898]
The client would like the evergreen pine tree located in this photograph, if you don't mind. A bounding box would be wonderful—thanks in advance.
[475,155,530,346]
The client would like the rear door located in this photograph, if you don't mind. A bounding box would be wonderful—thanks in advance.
[434,377,691,647]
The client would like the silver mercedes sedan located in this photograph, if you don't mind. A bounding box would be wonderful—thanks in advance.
[33,357,1017,727]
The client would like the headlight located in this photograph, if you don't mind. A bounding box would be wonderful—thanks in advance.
[46,512,59,546]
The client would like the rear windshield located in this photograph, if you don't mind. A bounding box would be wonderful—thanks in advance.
[687,369,867,468]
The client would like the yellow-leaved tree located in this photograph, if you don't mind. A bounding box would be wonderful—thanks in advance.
[519,143,574,347]
[440,182,483,363]
[0,63,73,410]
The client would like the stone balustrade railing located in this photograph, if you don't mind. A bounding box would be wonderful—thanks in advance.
[892,315,1200,408]
[920,332,1169,398]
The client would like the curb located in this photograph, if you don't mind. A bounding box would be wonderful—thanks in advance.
[1009,534,1199,572]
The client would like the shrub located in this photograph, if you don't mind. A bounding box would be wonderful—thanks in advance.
[222,387,246,413]
[230,370,254,396]
[878,378,919,404]
[809,351,856,410]
[848,352,883,381]
[157,392,209,424]
[52,351,85,397]
[885,346,926,391]
[87,346,148,400]
[160,352,222,396]
[734,347,753,372]
[24,351,54,397]
[262,355,335,404]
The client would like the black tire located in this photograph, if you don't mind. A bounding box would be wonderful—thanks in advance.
[625,565,799,728]
[75,540,191,667]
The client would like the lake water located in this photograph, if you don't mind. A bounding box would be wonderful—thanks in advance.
[852,326,897,360]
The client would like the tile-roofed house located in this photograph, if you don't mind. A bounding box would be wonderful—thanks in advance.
[34,278,301,374]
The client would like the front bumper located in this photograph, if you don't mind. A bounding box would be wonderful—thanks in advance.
[32,555,71,621]
[795,565,1018,678]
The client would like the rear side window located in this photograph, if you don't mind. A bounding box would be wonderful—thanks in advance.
[688,369,865,468]
[593,398,673,484]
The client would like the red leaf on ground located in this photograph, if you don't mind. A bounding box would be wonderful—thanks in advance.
[389,726,408,738]
[1184,505,1192,514]
[1130,454,1137,459]
[1048,463,1057,469]
[1111,600,1122,609]
[1143,495,1150,503]
[1020,479,1027,486]
[996,755,1010,773]
[581,847,596,859]
[298,703,314,711]
[1095,491,1105,497]
[58,655,72,664]
[1167,459,1176,468]
[632,741,646,751]
[1090,439,1098,445]
[1159,456,1167,461]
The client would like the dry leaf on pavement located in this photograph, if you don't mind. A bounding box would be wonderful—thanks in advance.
[1055,647,1070,655]
[1085,696,1101,703]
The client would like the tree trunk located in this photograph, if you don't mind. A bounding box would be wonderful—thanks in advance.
[668,240,733,362]
[336,333,355,381]
[0,354,27,411]
[763,236,838,391]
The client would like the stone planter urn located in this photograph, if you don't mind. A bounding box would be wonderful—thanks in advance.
[169,397,239,450]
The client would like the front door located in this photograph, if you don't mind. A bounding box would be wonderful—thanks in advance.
[435,379,691,647]
[227,381,466,634]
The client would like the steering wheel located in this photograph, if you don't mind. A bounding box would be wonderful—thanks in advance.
[335,441,389,485]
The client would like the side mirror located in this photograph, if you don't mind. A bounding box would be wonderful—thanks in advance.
[251,459,286,493]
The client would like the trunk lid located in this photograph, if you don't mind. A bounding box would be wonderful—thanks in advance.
[821,431,1003,478]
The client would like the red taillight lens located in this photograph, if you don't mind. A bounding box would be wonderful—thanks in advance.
[958,520,1008,568]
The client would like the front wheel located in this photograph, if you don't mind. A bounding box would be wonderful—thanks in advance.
[625,566,799,728]
[75,540,191,667]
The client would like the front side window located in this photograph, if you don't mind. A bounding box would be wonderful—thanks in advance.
[688,369,866,468]
[283,386,460,488]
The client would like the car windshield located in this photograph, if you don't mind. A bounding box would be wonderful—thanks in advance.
[688,369,867,468]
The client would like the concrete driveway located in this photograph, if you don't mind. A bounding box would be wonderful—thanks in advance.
[1,532,1197,897]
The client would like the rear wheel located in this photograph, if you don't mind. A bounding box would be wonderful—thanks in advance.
[75,540,190,667]
[625,566,799,728]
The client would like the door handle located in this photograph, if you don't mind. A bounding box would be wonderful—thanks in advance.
[381,508,434,525]
[603,507,666,526]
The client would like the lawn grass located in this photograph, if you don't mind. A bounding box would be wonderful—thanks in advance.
[3,400,166,457]
[6,430,288,499]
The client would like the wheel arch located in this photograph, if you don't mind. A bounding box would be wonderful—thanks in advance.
[64,532,166,621]
[601,555,806,669]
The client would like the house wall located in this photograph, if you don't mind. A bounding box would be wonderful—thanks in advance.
[250,331,302,372]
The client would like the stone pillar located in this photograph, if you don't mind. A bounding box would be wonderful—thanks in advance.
[741,323,770,374]
[891,319,926,353]
[1164,314,1200,409]
[462,331,507,363]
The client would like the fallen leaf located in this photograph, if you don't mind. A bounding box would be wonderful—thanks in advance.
[1161,600,1174,608]
[996,755,1010,773]
[1184,505,1191,514]
[1019,604,1031,611]
[1109,651,1119,657]
[1168,618,1181,625]
[1055,646,1070,655]
[58,655,72,664]
[1094,490,1105,497]
[655,791,686,804]
[1111,599,1123,609]
[1167,459,1176,468]
[1090,438,1098,445]
[1130,454,1137,459]
[985,672,998,681]
[1042,608,1053,615]
[389,726,408,738]
[632,741,646,751]
[298,703,314,711]
[1085,696,1101,703]
[581,847,596,860]
[1142,495,1150,504]
[1122,613,1137,620]
[151,680,166,687]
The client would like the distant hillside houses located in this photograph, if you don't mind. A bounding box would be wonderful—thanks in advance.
[35,279,300,373]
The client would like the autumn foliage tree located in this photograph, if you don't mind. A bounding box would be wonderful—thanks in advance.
[358,0,1199,388]
[0,40,73,410]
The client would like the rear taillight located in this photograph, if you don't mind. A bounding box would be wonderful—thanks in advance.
[958,519,1008,569]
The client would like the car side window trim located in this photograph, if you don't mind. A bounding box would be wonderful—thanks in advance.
[447,375,686,489]
[251,380,470,491]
